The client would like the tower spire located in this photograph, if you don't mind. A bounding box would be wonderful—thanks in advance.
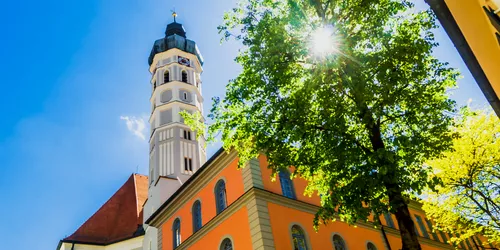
[171,9,177,23]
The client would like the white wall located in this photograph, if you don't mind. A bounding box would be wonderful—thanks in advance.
[142,225,158,250]
[59,236,143,250]
[143,177,181,221]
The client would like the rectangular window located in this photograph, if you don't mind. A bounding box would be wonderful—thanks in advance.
[164,72,170,83]
[183,130,192,140]
[465,238,473,249]
[473,235,482,248]
[413,220,420,236]
[455,233,466,249]
[424,219,440,242]
[184,157,193,172]
[383,213,395,228]
[439,231,448,243]
[414,215,429,238]
[282,181,293,198]
[459,241,466,249]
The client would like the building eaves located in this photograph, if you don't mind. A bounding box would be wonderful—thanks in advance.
[426,0,500,117]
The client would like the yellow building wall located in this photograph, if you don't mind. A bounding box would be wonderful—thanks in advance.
[445,0,500,98]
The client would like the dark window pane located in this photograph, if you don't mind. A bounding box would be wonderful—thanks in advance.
[182,71,188,83]
[424,219,439,241]
[173,218,181,248]
[164,72,170,83]
[455,234,467,249]
[332,235,346,250]
[413,219,420,236]
[279,171,296,199]
[383,213,395,228]
[192,201,202,232]
[215,180,227,214]
[465,238,473,249]
[292,225,308,250]
[415,215,430,238]
[473,235,482,248]
[367,242,377,250]
[220,238,233,250]
[438,231,448,243]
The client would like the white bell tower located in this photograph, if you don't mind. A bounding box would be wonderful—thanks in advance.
[143,13,206,250]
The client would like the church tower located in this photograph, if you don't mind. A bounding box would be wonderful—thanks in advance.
[143,14,206,249]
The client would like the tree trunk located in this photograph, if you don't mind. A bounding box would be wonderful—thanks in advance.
[387,184,422,250]
[363,109,422,249]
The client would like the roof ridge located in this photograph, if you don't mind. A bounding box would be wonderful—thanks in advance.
[132,174,140,218]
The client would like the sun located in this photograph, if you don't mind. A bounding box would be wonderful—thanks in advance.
[310,25,338,56]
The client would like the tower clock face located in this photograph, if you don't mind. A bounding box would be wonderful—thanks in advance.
[178,56,190,67]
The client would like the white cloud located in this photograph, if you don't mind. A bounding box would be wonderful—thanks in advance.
[120,116,146,140]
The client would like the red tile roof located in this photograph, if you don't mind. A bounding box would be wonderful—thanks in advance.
[63,174,149,245]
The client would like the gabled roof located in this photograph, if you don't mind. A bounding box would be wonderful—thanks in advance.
[62,174,148,245]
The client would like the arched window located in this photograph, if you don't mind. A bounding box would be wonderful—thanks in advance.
[181,70,188,83]
[215,179,227,214]
[367,242,377,250]
[279,170,296,199]
[291,225,308,250]
[164,71,170,83]
[332,235,347,250]
[192,200,202,233]
[172,218,181,249]
[219,238,233,250]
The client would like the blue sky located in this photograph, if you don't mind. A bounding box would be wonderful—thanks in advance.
[0,0,488,249]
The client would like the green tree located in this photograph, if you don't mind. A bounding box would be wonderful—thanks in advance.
[186,0,458,249]
[423,110,500,248]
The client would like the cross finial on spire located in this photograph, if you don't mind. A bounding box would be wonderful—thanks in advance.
[171,9,177,23]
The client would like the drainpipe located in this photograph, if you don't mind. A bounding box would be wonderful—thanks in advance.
[381,226,392,250]
[71,242,75,250]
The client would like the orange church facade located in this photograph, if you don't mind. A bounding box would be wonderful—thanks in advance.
[145,149,490,250]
